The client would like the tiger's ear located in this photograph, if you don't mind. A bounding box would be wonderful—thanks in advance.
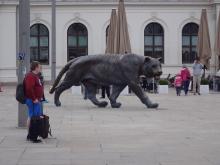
[144,56,151,63]
[157,57,162,63]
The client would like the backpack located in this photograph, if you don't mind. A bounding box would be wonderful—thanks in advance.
[16,82,26,104]
[40,115,52,139]
[29,116,44,141]
[28,113,52,141]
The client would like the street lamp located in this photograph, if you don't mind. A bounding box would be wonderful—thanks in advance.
[17,0,30,127]
[51,0,56,83]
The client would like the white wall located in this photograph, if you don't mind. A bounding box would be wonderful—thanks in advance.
[0,2,218,82]
[0,5,17,82]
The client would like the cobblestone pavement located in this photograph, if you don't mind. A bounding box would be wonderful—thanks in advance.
[0,86,220,165]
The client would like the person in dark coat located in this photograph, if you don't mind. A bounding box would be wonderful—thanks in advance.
[38,72,48,103]
[100,86,110,99]
[142,77,147,91]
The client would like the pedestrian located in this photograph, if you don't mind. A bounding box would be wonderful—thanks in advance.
[100,86,110,99]
[24,61,44,143]
[174,73,182,96]
[142,77,147,91]
[192,58,203,95]
[180,65,191,95]
[146,78,155,93]
[83,85,88,100]
[38,71,48,103]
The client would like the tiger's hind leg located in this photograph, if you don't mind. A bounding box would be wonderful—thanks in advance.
[54,81,74,107]
[84,81,108,108]
[54,69,82,107]
[109,85,126,108]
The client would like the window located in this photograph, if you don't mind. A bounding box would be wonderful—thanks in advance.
[67,23,88,61]
[30,24,49,64]
[144,23,164,63]
[182,23,199,64]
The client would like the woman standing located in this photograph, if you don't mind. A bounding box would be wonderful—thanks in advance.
[180,65,191,95]
[24,61,44,143]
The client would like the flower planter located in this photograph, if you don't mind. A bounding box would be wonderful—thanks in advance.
[158,85,168,94]
[200,85,209,94]
[71,86,82,95]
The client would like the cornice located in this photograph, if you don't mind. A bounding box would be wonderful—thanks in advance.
[0,0,217,7]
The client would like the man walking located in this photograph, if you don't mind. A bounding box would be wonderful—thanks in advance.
[192,58,203,95]
[24,61,43,143]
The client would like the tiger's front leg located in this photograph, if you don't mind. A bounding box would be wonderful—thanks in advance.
[128,82,158,109]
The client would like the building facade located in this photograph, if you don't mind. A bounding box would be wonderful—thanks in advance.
[0,0,220,82]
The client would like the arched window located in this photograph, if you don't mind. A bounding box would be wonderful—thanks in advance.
[30,24,49,64]
[144,23,164,63]
[182,23,199,64]
[67,23,88,61]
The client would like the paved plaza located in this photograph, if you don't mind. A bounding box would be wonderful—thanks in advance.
[0,85,220,165]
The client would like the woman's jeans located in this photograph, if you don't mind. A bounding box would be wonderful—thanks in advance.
[25,99,43,118]
[183,80,190,95]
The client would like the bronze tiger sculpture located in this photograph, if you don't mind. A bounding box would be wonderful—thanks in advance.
[49,54,162,108]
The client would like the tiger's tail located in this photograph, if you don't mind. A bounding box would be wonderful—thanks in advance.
[49,59,75,94]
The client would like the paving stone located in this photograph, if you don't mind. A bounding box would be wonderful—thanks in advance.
[0,86,220,165]
[0,148,25,165]
[18,159,71,165]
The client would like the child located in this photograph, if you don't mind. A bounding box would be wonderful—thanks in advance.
[174,73,182,96]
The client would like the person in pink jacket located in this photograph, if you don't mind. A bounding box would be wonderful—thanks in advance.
[180,65,191,95]
[174,73,182,96]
